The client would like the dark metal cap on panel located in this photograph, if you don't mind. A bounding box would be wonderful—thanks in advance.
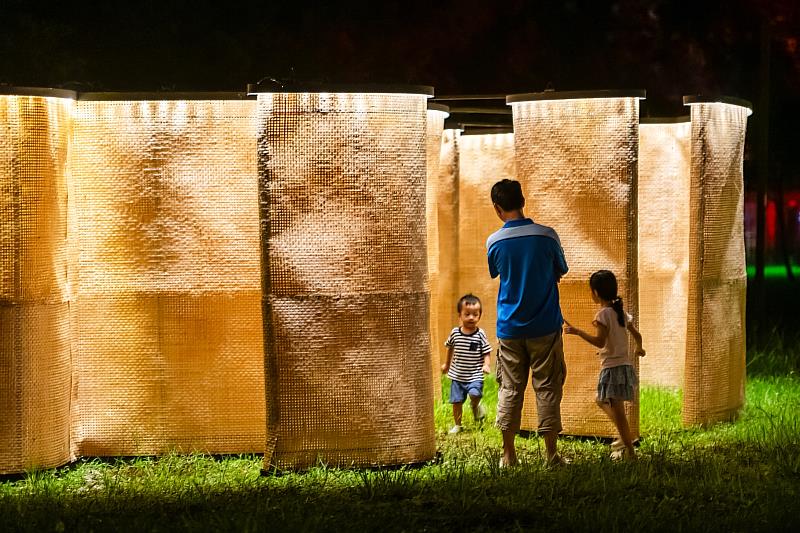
[0,86,77,99]
[682,95,753,113]
[507,89,647,104]
[247,82,434,97]
[427,102,450,114]
[461,126,514,136]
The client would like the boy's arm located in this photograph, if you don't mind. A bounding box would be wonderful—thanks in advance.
[441,346,454,374]
[482,349,491,374]
[563,319,607,349]
[626,321,646,357]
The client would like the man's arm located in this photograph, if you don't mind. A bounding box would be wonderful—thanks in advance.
[487,246,499,279]
[553,242,568,282]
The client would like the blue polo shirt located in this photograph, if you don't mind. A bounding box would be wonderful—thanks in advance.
[486,218,568,339]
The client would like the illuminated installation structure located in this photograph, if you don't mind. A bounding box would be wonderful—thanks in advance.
[0,88,74,473]
[426,103,449,399]
[638,118,691,388]
[0,84,751,474]
[457,132,515,350]
[253,86,436,469]
[508,91,644,438]
[682,97,751,426]
[638,98,751,426]
[69,93,265,456]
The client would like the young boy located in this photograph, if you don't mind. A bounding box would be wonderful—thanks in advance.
[441,294,492,434]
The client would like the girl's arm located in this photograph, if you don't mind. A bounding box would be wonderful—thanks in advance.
[441,346,454,374]
[626,321,646,357]
[563,319,607,349]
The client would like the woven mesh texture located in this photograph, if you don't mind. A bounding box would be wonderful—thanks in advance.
[258,93,435,470]
[638,122,691,387]
[457,134,515,348]
[683,103,748,426]
[431,130,461,374]
[426,110,447,399]
[69,100,265,456]
[510,98,640,438]
[0,95,73,473]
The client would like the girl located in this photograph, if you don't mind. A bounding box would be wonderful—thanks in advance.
[563,270,645,461]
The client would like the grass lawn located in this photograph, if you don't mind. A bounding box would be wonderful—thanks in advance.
[2,373,799,532]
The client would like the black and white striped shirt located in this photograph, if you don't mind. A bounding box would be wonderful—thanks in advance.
[445,327,492,382]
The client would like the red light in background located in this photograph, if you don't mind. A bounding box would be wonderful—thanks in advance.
[766,200,777,245]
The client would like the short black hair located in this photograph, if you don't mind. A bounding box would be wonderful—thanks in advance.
[491,179,525,211]
[457,293,482,314]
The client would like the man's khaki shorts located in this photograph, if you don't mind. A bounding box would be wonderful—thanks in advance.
[495,331,566,434]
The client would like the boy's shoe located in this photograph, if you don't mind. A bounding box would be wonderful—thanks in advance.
[448,425,462,435]
[474,402,487,423]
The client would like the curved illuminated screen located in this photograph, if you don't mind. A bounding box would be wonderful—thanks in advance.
[510,96,641,439]
[426,108,447,398]
[0,95,72,473]
[257,92,435,469]
[638,121,691,388]
[69,99,265,456]
[683,102,749,427]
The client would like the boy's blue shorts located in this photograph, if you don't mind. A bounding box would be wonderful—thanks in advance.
[449,379,484,404]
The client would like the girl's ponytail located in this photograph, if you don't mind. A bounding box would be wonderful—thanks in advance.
[611,296,625,327]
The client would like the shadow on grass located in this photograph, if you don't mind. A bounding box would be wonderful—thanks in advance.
[2,446,799,532]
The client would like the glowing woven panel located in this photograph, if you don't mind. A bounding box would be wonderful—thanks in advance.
[426,109,447,399]
[683,103,749,426]
[458,133,515,349]
[638,122,691,387]
[510,97,640,438]
[433,129,460,373]
[69,99,265,456]
[258,92,435,470]
[0,95,72,473]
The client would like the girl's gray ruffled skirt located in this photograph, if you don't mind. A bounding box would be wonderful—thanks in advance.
[597,364,638,402]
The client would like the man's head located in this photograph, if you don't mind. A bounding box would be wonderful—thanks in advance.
[491,179,525,219]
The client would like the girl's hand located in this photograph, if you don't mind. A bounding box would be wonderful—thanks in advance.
[562,319,579,336]
[635,348,646,357]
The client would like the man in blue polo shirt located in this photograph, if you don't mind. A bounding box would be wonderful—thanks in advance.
[487,179,568,467]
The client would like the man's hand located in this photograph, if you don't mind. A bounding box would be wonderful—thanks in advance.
[635,347,646,357]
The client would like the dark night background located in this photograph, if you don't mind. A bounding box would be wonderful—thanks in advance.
[2,0,799,272]
[2,0,798,171]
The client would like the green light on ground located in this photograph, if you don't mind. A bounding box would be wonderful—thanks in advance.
[746,264,800,279]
